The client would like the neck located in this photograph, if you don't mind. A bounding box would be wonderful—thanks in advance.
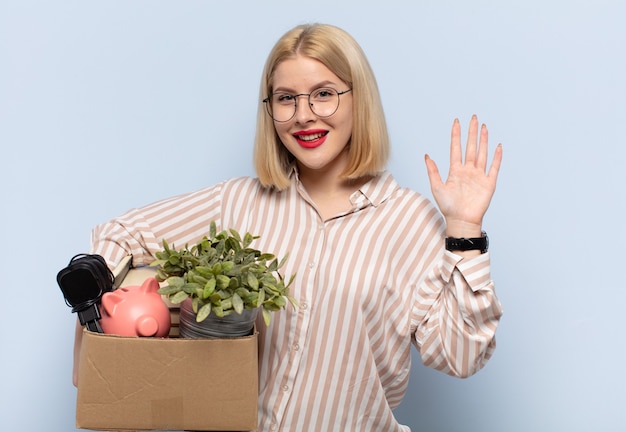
[297,163,372,221]
[297,161,351,197]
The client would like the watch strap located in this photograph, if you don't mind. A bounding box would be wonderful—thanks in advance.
[445,231,488,253]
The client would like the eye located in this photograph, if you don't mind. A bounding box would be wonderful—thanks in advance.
[312,88,337,100]
[274,93,295,104]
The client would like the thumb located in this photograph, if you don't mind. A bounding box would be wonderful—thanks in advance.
[424,154,443,189]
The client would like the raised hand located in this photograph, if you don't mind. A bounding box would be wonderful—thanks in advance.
[424,115,502,238]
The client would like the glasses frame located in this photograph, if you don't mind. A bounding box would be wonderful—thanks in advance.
[262,88,352,123]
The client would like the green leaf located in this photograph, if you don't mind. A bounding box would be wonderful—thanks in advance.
[263,284,278,294]
[235,287,250,298]
[169,291,189,304]
[262,308,271,326]
[264,303,281,312]
[226,237,241,253]
[226,265,241,277]
[243,232,253,248]
[155,268,168,282]
[203,277,216,299]
[232,293,244,314]
[244,253,257,265]
[247,273,259,290]
[268,259,278,272]
[209,221,217,238]
[197,303,212,322]
[221,298,232,311]
[277,253,289,270]
[212,262,223,275]
[188,271,208,285]
[245,291,258,306]
[229,228,242,243]
[228,277,239,290]
[216,274,230,289]
[213,304,224,318]
[257,288,265,308]
[221,261,235,274]
[287,295,300,309]
[157,284,180,295]
[195,266,213,278]
[273,296,286,307]
[182,283,202,294]
[166,276,185,288]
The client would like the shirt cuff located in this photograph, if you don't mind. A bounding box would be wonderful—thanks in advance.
[441,250,492,292]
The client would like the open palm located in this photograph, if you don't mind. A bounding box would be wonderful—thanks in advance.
[424,115,502,236]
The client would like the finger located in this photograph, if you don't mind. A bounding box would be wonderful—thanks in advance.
[476,123,489,170]
[465,114,479,165]
[450,118,462,166]
[487,143,503,180]
[424,154,444,189]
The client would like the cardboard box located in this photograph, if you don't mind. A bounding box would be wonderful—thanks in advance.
[76,329,258,431]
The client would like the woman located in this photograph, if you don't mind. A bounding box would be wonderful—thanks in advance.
[74,23,503,431]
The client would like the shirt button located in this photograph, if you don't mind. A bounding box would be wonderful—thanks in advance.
[294,343,300,351]
[301,302,308,310]
[309,261,315,268]
[282,384,289,392]
[270,424,277,431]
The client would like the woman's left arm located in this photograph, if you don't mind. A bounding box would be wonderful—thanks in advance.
[414,115,503,376]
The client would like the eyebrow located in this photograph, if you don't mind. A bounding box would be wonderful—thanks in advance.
[272,80,339,93]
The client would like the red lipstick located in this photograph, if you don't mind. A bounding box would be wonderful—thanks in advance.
[293,129,328,149]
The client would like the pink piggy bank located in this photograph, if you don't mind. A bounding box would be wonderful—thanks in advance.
[100,277,171,337]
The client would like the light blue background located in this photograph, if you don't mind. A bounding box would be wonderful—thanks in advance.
[2,1,625,431]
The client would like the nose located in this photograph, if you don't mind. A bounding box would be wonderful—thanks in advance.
[293,94,316,123]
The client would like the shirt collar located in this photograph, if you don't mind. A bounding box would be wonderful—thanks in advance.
[352,171,399,208]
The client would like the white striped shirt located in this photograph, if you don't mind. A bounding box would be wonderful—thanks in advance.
[90,170,502,431]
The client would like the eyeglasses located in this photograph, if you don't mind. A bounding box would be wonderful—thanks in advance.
[263,87,352,122]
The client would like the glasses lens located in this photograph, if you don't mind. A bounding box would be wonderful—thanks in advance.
[309,88,339,118]
[269,93,296,122]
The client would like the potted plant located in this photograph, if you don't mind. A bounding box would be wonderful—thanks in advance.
[150,221,297,338]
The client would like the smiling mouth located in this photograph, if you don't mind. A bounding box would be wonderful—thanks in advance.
[294,131,328,142]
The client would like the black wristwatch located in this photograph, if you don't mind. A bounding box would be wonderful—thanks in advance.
[445,231,489,254]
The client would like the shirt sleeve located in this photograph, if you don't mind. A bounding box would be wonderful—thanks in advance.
[411,250,503,378]
[89,181,226,270]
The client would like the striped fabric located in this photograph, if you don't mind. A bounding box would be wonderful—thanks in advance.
[90,170,502,431]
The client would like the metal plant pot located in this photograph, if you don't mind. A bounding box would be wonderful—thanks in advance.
[179,298,258,339]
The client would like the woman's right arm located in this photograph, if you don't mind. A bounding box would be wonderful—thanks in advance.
[72,181,228,386]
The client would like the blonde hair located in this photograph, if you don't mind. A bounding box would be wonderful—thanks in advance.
[254,23,390,189]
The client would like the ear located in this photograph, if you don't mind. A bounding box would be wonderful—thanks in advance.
[101,292,124,316]
[140,277,160,294]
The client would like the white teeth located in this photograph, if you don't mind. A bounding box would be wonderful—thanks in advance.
[298,133,325,141]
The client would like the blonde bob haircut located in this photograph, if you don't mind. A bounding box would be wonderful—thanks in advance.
[254,23,390,190]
